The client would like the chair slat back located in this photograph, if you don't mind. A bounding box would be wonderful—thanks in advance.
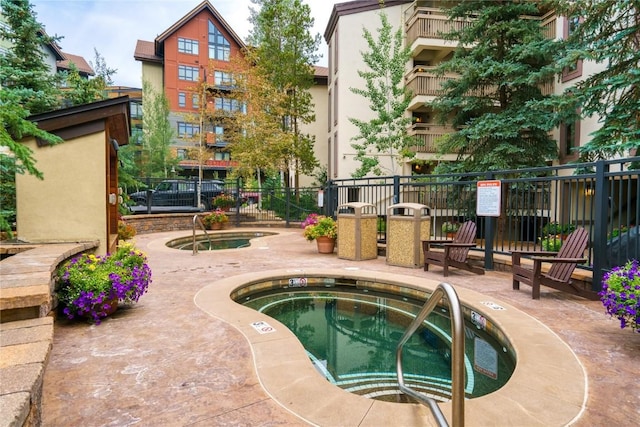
[450,221,477,262]
[548,227,589,282]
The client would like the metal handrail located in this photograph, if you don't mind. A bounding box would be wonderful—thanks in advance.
[192,215,212,255]
[396,282,465,427]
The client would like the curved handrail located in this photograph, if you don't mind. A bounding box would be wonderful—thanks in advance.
[192,215,212,255]
[396,282,465,427]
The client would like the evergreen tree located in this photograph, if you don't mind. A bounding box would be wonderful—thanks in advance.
[0,0,62,235]
[0,0,61,114]
[62,48,117,106]
[248,0,320,190]
[431,0,560,173]
[555,0,640,160]
[348,11,415,178]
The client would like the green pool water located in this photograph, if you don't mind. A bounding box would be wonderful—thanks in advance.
[240,285,515,402]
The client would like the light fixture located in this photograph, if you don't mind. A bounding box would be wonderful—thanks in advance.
[584,187,594,197]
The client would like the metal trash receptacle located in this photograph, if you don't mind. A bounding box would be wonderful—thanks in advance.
[386,203,431,268]
[337,202,378,260]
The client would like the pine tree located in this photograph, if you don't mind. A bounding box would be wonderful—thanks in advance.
[348,11,415,178]
[248,0,320,190]
[431,0,560,173]
[557,0,640,160]
[0,0,61,114]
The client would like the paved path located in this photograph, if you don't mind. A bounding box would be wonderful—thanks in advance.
[42,229,639,426]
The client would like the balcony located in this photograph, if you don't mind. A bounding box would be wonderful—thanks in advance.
[405,7,472,47]
[409,123,456,154]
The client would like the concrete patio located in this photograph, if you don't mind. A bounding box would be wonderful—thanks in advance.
[41,228,639,426]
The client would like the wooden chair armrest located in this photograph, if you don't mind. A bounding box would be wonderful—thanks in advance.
[511,250,558,256]
[531,257,587,264]
[442,243,476,248]
[422,239,451,244]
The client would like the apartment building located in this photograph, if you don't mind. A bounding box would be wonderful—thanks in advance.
[324,0,607,180]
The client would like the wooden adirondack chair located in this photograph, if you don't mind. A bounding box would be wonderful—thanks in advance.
[511,227,596,300]
[422,220,485,276]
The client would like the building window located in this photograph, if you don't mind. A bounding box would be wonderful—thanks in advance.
[178,92,186,107]
[177,149,187,159]
[130,101,142,119]
[214,151,230,161]
[215,97,246,113]
[132,125,143,145]
[333,131,338,178]
[192,93,199,109]
[214,70,233,86]
[560,117,580,163]
[178,37,199,55]
[177,122,200,138]
[178,65,199,81]
[208,21,230,61]
[562,16,583,82]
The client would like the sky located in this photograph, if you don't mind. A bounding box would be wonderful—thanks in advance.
[30,0,341,88]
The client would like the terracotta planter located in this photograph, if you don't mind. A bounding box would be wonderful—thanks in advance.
[316,236,336,254]
[83,297,118,319]
[210,222,223,230]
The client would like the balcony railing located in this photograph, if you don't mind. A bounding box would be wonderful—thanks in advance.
[406,66,553,99]
[409,123,455,153]
[405,7,472,46]
[406,5,557,47]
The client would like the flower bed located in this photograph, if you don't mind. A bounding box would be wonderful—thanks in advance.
[599,259,640,332]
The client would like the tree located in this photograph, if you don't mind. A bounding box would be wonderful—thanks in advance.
[0,0,61,114]
[248,0,320,190]
[555,0,640,160]
[0,0,63,235]
[348,11,415,178]
[222,55,291,180]
[138,81,177,178]
[431,0,561,173]
[62,48,117,106]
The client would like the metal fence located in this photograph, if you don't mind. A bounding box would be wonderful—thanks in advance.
[125,157,639,290]
[324,157,639,290]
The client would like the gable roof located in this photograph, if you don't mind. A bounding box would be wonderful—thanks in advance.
[134,0,246,62]
[57,52,95,76]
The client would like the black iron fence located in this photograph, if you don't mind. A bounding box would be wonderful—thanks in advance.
[124,157,639,290]
[324,157,639,290]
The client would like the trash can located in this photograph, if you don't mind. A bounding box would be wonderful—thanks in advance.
[337,202,378,261]
[386,203,431,268]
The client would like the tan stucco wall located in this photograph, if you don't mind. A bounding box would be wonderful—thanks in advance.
[16,133,109,254]
[142,62,164,94]
[329,5,408,180]
[299,82,329,187]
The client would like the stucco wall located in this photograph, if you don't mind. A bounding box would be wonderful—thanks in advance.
[299,82,329,187]
[16,133,109,254]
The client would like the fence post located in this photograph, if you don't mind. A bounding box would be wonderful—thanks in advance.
[592,160,609,292]
[393,176,400,204]
[483,173,496,271]
[145,177,152,214]
[234,176,241,227]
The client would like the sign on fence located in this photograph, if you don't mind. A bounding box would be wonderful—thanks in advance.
[476,180,501,217]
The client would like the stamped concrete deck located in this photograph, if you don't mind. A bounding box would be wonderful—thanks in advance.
[42,229,639,426]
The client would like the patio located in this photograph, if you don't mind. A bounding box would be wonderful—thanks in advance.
[42,228,639,426]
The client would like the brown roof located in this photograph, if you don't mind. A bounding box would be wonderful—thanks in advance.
[314,65,329,77]
[57,52,94,76]
[324,0,413,42]
[133,40,162,63]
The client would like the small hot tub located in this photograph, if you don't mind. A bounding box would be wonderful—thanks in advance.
[166,231,277,251]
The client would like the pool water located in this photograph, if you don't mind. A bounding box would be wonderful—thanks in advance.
[241,286,515,402]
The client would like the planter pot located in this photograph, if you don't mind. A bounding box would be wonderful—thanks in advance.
[210,222,223,230]
[82,297,118,320]
[316,236,336,254]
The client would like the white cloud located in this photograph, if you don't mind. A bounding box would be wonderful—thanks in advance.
[31,0,339,88]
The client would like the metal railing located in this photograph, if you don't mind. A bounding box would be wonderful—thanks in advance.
[192,215,211,255]
[396,282,465,427]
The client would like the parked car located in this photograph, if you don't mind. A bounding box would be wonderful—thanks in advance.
[129,179,225,211]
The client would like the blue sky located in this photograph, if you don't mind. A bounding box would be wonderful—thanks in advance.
[31,0,339,87]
